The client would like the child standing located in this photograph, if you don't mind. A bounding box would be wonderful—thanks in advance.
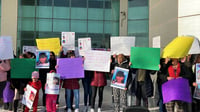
[24,71,42,112]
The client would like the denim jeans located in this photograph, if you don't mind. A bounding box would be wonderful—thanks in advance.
[66,89,79,109]
[158,85,166,112]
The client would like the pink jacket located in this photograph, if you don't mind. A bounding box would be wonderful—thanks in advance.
[0,60,11,82]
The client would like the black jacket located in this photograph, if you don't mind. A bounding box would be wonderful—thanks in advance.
[129,69,153,97]
[115,60,132,89]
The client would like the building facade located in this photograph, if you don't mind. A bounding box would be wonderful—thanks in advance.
[1,0,149,56]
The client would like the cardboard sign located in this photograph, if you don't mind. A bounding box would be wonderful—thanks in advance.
[61,32,75,50]
[45,72,60,94]
[0,36,14,60]
[78,37,91,56]
[22,85,37,109]
[111,67,129,90]
[111,36,135,55]
[84,50,111,72]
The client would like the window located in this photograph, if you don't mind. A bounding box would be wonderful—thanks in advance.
[71,0,87,8]
[54,0,69,7]
[17,0,119,55]
[128,0,149,47]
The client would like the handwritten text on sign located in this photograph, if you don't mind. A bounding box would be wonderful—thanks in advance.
[84,50,111,72]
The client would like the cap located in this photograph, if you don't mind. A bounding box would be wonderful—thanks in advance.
[32,71,39,78]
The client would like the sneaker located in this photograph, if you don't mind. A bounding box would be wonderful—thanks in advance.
[56,104,59,109]
[68,108,72,112]
[56,104,59,106]
[97,108,101,112]
[90,108,95,112]
[88,106,91,112]
[75,108,79,112]
[83,106,87,112]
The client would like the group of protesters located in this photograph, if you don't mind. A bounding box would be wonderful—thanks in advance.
[0,46,200,112]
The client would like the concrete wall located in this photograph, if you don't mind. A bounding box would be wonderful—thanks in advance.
[119,0,128,36]
[149,0,178,50]
[1,0,18,54]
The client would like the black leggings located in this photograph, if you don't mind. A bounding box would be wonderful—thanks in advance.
[0,81,6,98]
[91,86,104,108]
[41,81,46,106]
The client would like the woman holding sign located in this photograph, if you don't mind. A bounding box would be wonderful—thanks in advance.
[0,59,11,105]
[112,54,131,112]
[192,54,200,112]
[90,71,107,112]
[164,58,192,112]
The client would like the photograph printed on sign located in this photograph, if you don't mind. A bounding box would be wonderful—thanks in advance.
[193,86,200,100]
[36,50,50,69]
[22,85,37,109]
[110,67,129,90]
[45,72,60,94]
[196,63,200,85]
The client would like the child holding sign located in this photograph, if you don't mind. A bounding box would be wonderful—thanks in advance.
[45,71,60,112]
[24,71,42,112]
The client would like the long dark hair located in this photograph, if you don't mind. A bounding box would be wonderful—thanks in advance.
[50,51,56,60]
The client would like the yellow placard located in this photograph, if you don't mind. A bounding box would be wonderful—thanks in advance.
[162,36,194,58]
[36,38,61,55]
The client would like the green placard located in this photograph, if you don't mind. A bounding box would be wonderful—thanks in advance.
[130,47,160,70]
[11,58,38,78]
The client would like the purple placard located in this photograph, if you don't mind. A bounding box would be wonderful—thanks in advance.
[162,78,192,103]
[57,58,84,79]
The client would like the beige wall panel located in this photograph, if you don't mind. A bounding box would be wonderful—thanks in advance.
[1,0,18,54]
[149,0,178,50]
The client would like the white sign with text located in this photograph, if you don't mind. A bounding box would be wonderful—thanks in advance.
[84,50,111,72]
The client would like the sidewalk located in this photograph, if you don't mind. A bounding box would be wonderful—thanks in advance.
[0,80,159,112]
[0,80,114,112]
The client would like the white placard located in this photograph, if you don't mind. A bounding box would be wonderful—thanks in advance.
[61,32,75,50]
[84,50,111,72]
[45,72,60,94]
[152,36,160,48]
[22,84,37,109]
[111,36,135,55]
[189,37,200,54]
[0,36,14,60]
[78,37,91,56]
[23,46,37,55]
